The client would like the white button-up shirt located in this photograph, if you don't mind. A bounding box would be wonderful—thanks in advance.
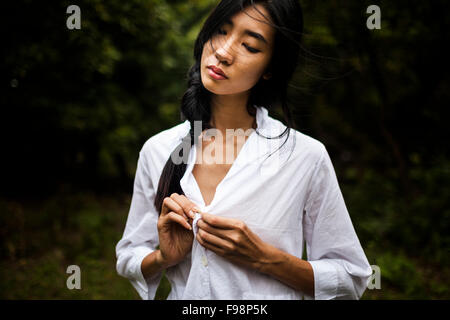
[116,105,372,300]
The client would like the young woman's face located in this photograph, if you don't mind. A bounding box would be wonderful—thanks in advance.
[200,4,275,96]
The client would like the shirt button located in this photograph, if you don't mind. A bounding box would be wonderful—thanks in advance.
[201,255,208,266]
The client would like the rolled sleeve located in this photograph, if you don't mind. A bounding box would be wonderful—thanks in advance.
[305,259,338,300]
[302,144,372,300]
[133,246,161,300]
[115,144,163,300]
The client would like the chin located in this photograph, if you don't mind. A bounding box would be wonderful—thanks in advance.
[201,77,228,95]
[203,84,229,95]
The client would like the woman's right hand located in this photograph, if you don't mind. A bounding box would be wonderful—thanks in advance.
[157,193,198,268]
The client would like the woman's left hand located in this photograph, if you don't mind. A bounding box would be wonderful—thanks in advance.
[196,212,271,270]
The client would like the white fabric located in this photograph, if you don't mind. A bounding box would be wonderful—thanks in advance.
[115,105,372,300]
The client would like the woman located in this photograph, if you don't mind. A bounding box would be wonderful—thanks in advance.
[116,0,372,300]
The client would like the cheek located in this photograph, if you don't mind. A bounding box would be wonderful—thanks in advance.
[201,42,212,67]
[234,58,268,87]
[243,63,265,80]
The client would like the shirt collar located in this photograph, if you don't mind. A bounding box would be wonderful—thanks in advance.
[180,104,273,139]
[254,104,268,132]
[180,105,281,207]
[254,104,288,137]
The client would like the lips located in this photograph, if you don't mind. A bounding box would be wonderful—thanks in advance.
[207,65,228,79]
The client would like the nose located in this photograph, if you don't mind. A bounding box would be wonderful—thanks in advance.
[214,37,234,66]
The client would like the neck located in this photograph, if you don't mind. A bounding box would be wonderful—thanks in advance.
[209,92,256,133]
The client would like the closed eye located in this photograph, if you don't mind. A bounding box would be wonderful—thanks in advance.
[216,29,261,54]
[243,44,260,53]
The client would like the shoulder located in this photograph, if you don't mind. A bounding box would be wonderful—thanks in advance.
[140,120,191,165]
[142,120,190,151]
[264,113,326,167]
[292,128,327,165]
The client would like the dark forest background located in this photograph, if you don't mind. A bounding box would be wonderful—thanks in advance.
[0,0,448,299]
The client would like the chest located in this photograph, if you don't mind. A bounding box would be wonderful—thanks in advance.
[191,134,249,206]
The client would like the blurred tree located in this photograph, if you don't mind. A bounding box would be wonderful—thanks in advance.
[1,0,217,196]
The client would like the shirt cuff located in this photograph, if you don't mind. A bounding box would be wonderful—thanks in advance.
[304,259,338,300]
[130,246,163,300]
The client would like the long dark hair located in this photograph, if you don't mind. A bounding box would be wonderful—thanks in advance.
[154,0,304,213]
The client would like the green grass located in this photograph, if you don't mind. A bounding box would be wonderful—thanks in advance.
[0,192,140,299]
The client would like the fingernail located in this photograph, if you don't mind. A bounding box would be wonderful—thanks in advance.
[189,210,194,218]
[192,207,200,213]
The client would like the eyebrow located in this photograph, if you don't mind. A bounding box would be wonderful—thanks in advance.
[224,18,268,45]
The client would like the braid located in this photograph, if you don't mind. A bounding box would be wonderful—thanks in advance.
[154,62,211,213]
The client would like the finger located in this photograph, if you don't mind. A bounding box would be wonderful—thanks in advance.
[200,212,240,230]
[162,197,187,219]
[197,219,234,241]
[197,228,234,252]
[196,232,226,256]
[160,197,171,216]
[165,211,192,231]
[170,193,200,219]
[170,193,199,219]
